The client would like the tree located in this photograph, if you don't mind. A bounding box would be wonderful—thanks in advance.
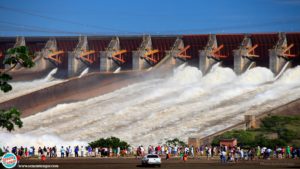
[89,137,130,150]
[165,138,187,147]
[0,46,34,131]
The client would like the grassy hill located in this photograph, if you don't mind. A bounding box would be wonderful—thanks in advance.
[212,115,300,148]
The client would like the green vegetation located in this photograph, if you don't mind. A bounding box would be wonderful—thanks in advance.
[89,137,130,150]
[212,115,300,148]
[0,147,3,156]
[0,46,34,131]
[166,138,187,147]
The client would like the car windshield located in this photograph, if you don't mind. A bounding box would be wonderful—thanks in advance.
[147,155,159,158]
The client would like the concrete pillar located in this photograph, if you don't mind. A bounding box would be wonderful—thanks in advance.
[245,115,256,129]
[188,138,200,147]
[5,36,26,70]
[199,51,219,75]
[169,51,186,67]
[67,52,89,77]
[32,51,57,71]
[233,51,256,75]
[233,35,258,75]
[269,33,293,75]
[269,49,292,75]
[132,35,155,70]
[14,36,25,47]
[100,51,119,72]
[29,38,59,72]
[67,36,94,77]
[167,37,189,67]
[132,50,150,70]
[100,37,124,72]
[199,34,222,75]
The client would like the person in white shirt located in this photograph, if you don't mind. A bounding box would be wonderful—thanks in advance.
[140,146,144,156]
[69,146,72,157]
[117,147,120,157]
[174,146,178,156]
[80,146,84,157]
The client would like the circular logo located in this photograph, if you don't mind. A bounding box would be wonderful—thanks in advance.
[1,153,17,169]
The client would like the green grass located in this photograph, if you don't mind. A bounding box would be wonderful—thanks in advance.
[212,115,300,148]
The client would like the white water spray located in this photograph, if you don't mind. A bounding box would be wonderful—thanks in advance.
[246,62,255,71]
[44,68,58,81]
[113,67,121,74]
[274,61,290,81]
[2,65,300,147]
[0,68,64,103]
[79,68,89,78]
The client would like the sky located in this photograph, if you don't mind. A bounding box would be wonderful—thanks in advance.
[0,0,300,36]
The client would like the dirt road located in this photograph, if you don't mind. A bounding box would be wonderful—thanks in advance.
[15,158,300,169]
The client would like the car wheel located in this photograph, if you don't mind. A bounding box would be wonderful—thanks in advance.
[158,164,161,168]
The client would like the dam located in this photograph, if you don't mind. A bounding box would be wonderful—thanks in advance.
[1,33,300,76]
[0,32,300,147]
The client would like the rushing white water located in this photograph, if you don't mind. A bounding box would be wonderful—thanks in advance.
[0,68,64,103]
[274,61,290,81]
[246,62,255,71]
[0,133,86,148]
[147,67,153,71]
[2,65,300,147]
[79,68,89,78]
[113,67,121,74]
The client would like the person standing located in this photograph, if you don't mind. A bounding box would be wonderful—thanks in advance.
[88,146,92,157]
[75,146,79,157]
[29,147,33,157]
[117,147,120,157]
[166,149,169,160]
[286,146,291,158]
[174,146,178,157]
[221,149,226,163]
[69,146,72,157]
[60,146,65,158]
[66,146,69,157]
[80,146,84,157]
[190,146,194,158]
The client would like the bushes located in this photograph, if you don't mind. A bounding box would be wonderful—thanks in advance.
[211,130,256,147]
[0,147,3,156]
[89,137,129,150]
[166,138,187,147]
[211,115,300,148]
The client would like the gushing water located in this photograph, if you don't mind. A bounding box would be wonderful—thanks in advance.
[2,65,300,147]
[113,67,121,74]
[274,61,290,80]
[0,68,64,103]
[79,68,89,78]
[44,68,58,81]
[246,62,255,71]
[0,133,86,148]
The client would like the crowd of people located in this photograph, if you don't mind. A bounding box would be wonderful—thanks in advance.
[133,144,300,162]
[2,144,300,162]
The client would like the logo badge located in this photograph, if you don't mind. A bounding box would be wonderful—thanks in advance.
[1,153,17,169]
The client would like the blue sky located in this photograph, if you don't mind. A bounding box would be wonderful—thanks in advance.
[0,0,300,36]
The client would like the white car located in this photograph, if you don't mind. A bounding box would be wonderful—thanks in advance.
[141,154,161,167]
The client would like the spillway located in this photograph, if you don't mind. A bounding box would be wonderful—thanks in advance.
[2,64,300,148]
[0,68,64,103]
[1,33,300,148]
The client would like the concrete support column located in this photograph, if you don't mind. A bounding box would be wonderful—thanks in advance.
[67,52,88,77]
[245,115,256,129]
[199,51,219,75]
[100,51,118,72]
[132,51,153,70]
[233,51,255,75]
[269,49,291,75]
